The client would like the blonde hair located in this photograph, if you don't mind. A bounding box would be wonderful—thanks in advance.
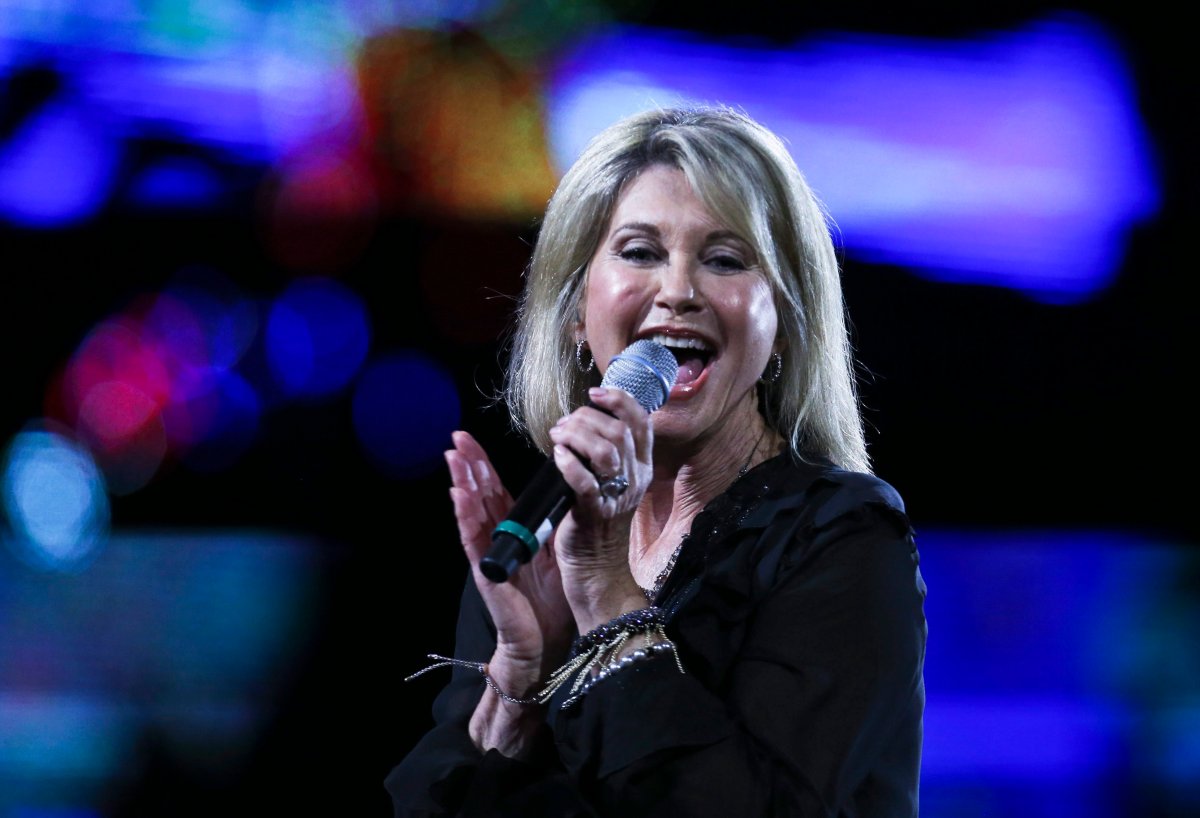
[503,105,870,473]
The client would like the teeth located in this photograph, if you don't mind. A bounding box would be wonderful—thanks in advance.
[647,333,711,352]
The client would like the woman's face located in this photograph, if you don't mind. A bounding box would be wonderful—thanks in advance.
[580,164,779,447]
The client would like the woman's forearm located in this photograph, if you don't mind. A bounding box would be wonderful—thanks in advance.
[468,687,545,760]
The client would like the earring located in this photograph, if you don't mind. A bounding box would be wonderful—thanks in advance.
[759,352,782,384]
[575,339,595,374]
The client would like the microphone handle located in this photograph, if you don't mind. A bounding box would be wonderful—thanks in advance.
[479,459,576,583]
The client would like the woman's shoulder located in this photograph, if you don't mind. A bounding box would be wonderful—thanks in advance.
[750,456,916,589]
[737,452,908,534]
[681,453,915,609]
[807,464,907,530]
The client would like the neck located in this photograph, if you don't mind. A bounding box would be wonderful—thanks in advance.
[629,400,779,563]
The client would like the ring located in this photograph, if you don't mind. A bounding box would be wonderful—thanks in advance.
[598,474,629,499]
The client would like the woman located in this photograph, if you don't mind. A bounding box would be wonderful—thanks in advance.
[387,105,927,816]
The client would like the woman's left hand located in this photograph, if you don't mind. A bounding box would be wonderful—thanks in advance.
[547,386,654,613]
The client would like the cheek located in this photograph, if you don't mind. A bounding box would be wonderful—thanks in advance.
[584,271,646,329]
[734,282,779,358]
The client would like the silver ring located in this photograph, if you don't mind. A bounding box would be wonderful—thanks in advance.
[598,474,629,499]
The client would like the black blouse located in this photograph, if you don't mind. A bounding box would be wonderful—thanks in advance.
[386,452,927,817]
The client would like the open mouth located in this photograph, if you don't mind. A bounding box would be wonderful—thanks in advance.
[643,332,713,388]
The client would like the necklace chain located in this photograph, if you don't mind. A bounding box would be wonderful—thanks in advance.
[641,427,769,602]
[645,538,684,601]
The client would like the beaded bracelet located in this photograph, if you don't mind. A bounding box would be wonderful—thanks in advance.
[559,640,682,709]
[542,610,684,707]
[569,606,666,659]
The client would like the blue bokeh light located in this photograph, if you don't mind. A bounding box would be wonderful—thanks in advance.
[159,266,260,371]
[0,692,137,799]
[0,99,121,227]
[265,277,371,400]
[917,529,1200,817]
[351,351,461,479]
[0,529,326,816]
[125,156,227,210]
[0,426,110,573]
[167,368,262,473]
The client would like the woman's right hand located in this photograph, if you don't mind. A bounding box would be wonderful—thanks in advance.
[446,431,574,706]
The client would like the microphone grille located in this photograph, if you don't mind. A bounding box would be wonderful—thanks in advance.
[601,340,679,413]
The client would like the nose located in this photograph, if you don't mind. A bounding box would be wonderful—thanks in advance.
[655,258,700,314]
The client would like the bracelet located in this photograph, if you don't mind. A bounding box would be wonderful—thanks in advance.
[405,654,543,706]
[406,607,686,711]
[544,611,684,708]
[559,640,681,709]
[569,606,666,659]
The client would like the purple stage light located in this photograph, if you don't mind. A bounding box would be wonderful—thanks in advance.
[265,277,371,400]
[351,351,461,479]
[545,15,1159,303]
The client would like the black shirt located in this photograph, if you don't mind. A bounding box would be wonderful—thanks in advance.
[386,452,927,817]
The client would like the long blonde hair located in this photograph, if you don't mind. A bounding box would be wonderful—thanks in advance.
[503,105,870,473]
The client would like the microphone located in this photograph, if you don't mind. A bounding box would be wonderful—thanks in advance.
[479,339,679,583]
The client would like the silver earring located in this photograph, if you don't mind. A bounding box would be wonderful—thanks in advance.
[575,339,595,374]
[759,352,782,384]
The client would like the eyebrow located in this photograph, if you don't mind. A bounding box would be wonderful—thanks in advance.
[611,222,749,245]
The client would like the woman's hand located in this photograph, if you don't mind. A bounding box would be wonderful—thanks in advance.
[446,431,573,708]
[548,386,656,628]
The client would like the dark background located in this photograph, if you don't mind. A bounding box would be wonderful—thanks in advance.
[1,2,1194,815]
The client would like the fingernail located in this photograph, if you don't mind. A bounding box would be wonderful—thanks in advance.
[589,387,607,398]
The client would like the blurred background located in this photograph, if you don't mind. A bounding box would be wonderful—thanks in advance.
[0,1,1195,816]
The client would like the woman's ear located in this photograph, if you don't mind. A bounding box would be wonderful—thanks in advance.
[573,302,586,342]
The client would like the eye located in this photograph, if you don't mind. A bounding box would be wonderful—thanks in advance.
[619,245,661,263]
[706,253,748,272]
